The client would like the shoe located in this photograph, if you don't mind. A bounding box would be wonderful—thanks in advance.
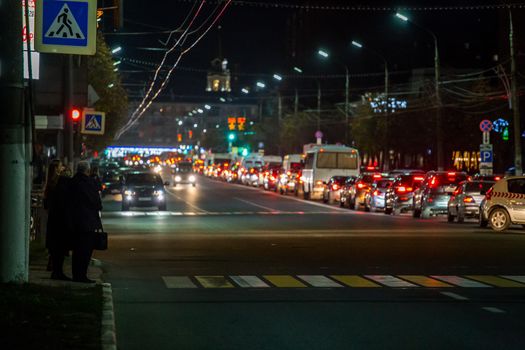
[50,273,72,281]
[73,277,96,283]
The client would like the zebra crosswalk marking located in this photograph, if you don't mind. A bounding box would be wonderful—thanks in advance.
[397,275,453,288]
[195,276,234,288]
[162,276,197,288]
[230,276,270,288]
[365,275,418,288]
[500,275,525,284]
[263,275,307,288]
[465,275,525,288]
[330,275,381,288]
[297,275,343,288]
[431,275,492,288]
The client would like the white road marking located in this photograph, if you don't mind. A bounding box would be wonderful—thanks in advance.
[431,276,492,288]
[297,275,344,288]
[162,276,197,288]
[500,275,525,284]
[365,275,418,287]
[164,187,210,213]
[234,197,279,212]
[482,307,506,314]
[440,292,469,300]
[230,276,270,288]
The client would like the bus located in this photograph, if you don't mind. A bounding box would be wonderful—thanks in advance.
[301,144,360,200]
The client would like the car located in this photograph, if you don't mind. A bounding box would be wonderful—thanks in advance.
[121,172,169,211]
[242,167,261,186]
[322,176,348,204]
[101,170,123,196]
[172,161,196,187]
[413,171,469,218]
[347,173,382,210]
[262,166,282,191]
[364,178,393,212]
[480,176,525,231]
[472,174,503,182]
[384,174,425,215]
[339,176,358,208]
[447,180,495,223]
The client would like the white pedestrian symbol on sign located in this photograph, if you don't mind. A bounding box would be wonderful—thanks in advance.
[45,4,85,39]
[86,115,101,130]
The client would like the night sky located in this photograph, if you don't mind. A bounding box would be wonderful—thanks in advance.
[106,1,518,100]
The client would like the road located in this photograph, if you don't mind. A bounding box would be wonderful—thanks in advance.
[97,174,525,350]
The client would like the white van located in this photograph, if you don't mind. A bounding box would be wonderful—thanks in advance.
[301,145,360,200]
[262,155,283,167]
[241,154,264,169]
[282,154,303,172]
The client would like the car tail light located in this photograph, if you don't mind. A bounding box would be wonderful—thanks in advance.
[332,184,339,191]
[414,176,424,181]
[270,176,276,181]
[430,177,437,187]
[485,187,493,200]
[397,186,406,193]
[373,190,379,196]
[447,172,456,176]
[495,176,501,181]
[463,196,475,203]
[315,180,323,186]
[102,184,106,190]
[357,182,366,189]
[373,174,382,179]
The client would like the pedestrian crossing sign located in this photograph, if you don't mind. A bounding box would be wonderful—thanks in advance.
[81,110,105,135]
[35,0,96,55]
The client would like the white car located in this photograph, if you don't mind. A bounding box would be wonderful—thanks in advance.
[479,176,525,231]
[447,180,495,223]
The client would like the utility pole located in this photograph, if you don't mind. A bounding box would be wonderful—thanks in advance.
[317,81,322,131]
[433,34,444,171]
[294,88,299,116]
[0,0,30,282]
[384,63,390,171]
[64,55,74,169]
[510,9,522,176]
[344,66,349,145]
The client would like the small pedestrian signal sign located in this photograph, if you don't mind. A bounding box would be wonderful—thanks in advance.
[81,110,105,135]
[45,4,85,39]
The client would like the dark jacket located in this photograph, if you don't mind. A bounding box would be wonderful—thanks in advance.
[70,173,103,233]
[44,176,72,251]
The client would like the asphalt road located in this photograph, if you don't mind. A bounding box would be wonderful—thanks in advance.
[97,174,525,350]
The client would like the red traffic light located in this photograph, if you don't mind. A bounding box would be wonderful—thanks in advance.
[71,108,81,121]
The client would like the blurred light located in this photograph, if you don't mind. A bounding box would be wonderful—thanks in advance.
[293,67,303,73]
[228,133,236,141]
[216,124,220,128]
[204,104,211,110]
[197,109,204,114]
[256,81,266,88]
[108,83,114,88]
[273,74,283,81]
[193,123,198,128]
[242,88,249,94]
[219,97,226,102]
[203,129,207,133]
[178,121,183,126]
[396,13,409,21]
[113,68,118,72]
[111,46,122,54]
[113,60,121,66]
[318,49,329,58]
[189,112,193,116]
[351,40,363,48]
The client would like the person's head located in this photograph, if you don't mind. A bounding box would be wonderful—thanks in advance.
[47,159,63,179]
[76,161,91,176]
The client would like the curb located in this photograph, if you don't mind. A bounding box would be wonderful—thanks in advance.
[101,282,117,350]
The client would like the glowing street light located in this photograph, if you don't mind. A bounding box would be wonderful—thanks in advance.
[273,74,283,81]
[293,66,303,73]
[111,46,122,54]
[219,97,226,102]
[197,109,204,114]
[395,13,409,22]
[178,120,183,126]
[204,104,211,110]
[256,81,266,88]
[241,88,249,94]
[318,49,329,58]
[351,40,363,48]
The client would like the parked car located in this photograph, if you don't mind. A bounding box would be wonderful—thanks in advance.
[364,178,393,212]
[121,172,169,211]
[322,176,349,204]
[480,176,525,231]
[447,180,495,223]
[339,176,358,208]
[413,171,469,218]
[384,174,425,215]
[347,173,382,210]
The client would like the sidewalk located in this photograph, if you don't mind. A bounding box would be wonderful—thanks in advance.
[0,244,115,350]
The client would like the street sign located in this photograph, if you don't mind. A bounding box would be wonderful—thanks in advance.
[35,0,96,55]
[81,110,105,135]
[479,119,493,132]
[480,150,493,163]
[480,144,493,176]
[482,131,490,145]
[480,144,493,152]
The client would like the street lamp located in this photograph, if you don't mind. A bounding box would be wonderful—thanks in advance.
[273,74,283,81]
[395,12,443,170]
[351,39,390,168]
[293,66,303,73]
[318,48,350,144]
[111,46,122,54]
[256,81,266,88]
[241,88,249,94]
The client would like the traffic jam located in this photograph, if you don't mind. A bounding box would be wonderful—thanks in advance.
[196,143,523,232]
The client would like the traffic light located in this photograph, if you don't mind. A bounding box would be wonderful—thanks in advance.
[70,108,81,122]
[228,132,236,141]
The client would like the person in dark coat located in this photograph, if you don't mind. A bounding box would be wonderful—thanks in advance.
[90,166,103,192]
[70,161,103,283]
[43,159,72,280]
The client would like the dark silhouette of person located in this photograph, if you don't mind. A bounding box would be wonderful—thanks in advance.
[70,161,103,283]
[56,8,73,37]
[90,166,103,193]
[43,159,72,281]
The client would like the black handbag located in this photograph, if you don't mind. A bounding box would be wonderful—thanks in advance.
[94,229,108,250]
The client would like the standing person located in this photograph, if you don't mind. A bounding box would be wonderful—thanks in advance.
[43,159,72,280]
[70,161,103,283]
[90,166,103,192]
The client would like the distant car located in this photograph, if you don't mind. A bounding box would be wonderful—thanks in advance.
[384,174,425,215]
[413,171,469,218]
[101,171,123,196]
[339,176,358,208]
[364,178,393,212]
[472,174,503,182]
[322,176,348,204]
[447,180,495,223]
[480,176,525,231]
[172,161,196,187]
[347,173,382,210]
[121,172,168,211]
[262,166,282,191]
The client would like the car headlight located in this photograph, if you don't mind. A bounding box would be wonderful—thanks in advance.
[175,176,182,182]
[189,175,196,182]
[124,190,135,196]
[154,166,162,173]
[153,190,165,200]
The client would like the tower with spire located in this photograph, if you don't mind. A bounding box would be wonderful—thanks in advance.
[206,25,231,92]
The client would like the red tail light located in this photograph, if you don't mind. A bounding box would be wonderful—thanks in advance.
[357,182,366,189]
[430,177,438,188]
[447,172,456,176]
[270,176,276,181]
[463,196,474,203]
[373,190,379,196]
[332,184,339,191]
[495,176,501,181]
[373,174,382,179]
[485,187,493,200]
